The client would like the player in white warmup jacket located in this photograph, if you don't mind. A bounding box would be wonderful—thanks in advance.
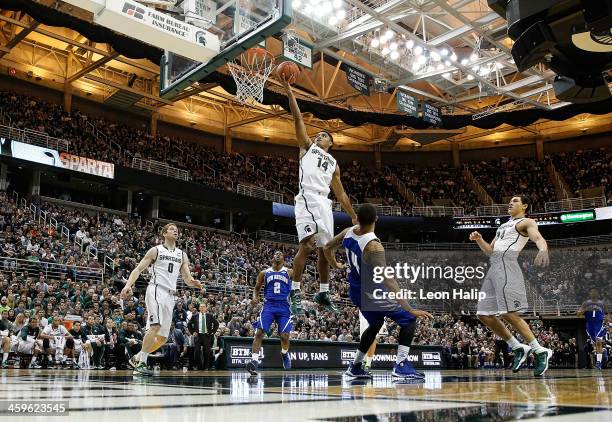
[281,78,357,315]
[121,223,201,376]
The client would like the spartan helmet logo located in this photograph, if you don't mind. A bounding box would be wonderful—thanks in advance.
[195,31,207,46]
[304,225,312,233]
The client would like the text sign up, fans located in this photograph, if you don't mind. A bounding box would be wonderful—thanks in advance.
[422,102,442,126]
[346,66,371,95]
[396,90,419,117]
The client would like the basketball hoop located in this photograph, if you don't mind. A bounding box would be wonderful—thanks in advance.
[228,47,275,104]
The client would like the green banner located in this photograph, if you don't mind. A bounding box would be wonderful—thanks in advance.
[396,90,419,117]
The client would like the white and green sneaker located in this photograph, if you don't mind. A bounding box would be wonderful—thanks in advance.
[133,362,154,376]
[533,348,553,377]
[511,344,531,373]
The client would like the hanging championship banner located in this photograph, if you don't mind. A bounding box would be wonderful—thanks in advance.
[346,66,371,95]
[396,90,419,117]
[422,101,442,126]
[282,35,313,68]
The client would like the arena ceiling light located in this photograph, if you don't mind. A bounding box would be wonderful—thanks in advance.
[293,0,347,27]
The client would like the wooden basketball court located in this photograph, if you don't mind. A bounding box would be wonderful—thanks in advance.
[0,369,610,420]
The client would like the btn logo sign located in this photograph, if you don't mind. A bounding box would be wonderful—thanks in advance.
[230,346,263,365]
[422,351,441,366]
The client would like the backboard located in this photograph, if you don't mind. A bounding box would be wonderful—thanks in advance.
[160,0,292,100]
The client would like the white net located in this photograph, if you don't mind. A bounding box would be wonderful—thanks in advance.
[228,47,275,104]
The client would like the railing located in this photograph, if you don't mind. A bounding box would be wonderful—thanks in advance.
[476,204,509,216]
[220,174,235,190]
[0,256,104,284]
[0,124,70,152]
[237,184,283,203]
[547,234,612,246]
[547,162,570,199]
[412,206,464,217]
[332,202,403,216]
[0,107,12,126]
[385,166,424,206]
[230,230,255,247]
[385,234,612,251]
[85,121,132,162]
[462,168,494,205]
[132,157,190,181]
[216,255,249,287]
[545,197,607,212]
[257,230,299,244]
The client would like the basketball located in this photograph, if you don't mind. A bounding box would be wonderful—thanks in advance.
[277,61,300,84]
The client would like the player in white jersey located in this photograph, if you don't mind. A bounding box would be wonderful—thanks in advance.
[469,195,553,376]
[39,316,73,367]
[121,223,201,376]
[281,79,357,315]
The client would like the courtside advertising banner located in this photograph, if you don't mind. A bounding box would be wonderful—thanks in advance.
[222,337,446,369]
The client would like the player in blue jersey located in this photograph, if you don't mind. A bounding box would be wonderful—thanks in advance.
[323,204,433,381]
[577,288,609,370]
[247,250,293,375]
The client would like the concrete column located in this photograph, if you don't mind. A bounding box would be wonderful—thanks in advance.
[224,127,232,154]
[126,190,133,214]
[63,82,73,113]
[451,141,460,168]
[151,195,159,219]
[0,163,7,191]
[535,137,544,161]
[224,108,232,153]
[374,145,382,169]
[31,169,41,195]
[150,112,159,137]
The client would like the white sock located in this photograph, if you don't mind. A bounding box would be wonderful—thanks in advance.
[365,355,373,367]
[507,336,521,349]
[2,353,7,363]
[292,282,301,291]
[529,339,544,353]
[281,349,288,354]
[252,352,259,362]
[397,345,410,364]
[353,350,366,364]
[319,283,329,293]
[596,353,603,363]
[139,351,149,364]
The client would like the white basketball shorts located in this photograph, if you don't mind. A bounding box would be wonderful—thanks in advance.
[145,283,175,338]
[295,192,334,247]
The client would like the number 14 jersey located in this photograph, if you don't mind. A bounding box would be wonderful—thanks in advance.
[150,244,183,291]
[299,143,337,197]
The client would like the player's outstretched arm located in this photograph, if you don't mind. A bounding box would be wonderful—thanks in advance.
[180,252,202,289]
[522,219,549,266]
[121,246,157,299]
[251,271,265,305]
[323,227,351,269]
[362,240,432,319]
[330,165,358,225]
[469,231,494,254]
[281,79,311,154]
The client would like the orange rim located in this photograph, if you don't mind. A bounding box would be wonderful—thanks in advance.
[243,47,274,66]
